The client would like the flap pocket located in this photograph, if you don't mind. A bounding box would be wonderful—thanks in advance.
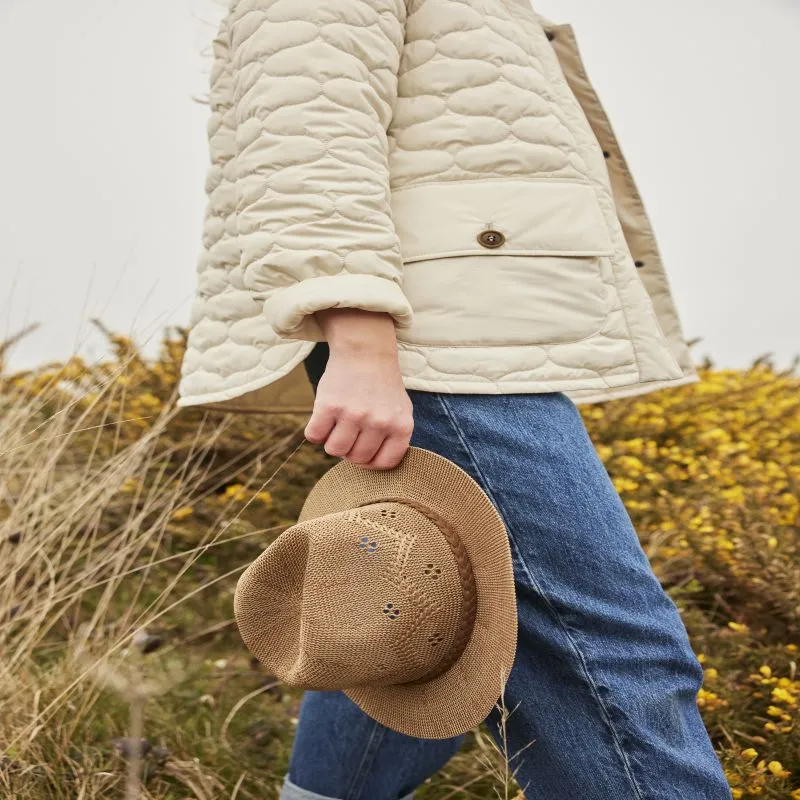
[391,179,614,262]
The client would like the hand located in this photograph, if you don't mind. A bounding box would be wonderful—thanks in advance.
[304,309,414,470]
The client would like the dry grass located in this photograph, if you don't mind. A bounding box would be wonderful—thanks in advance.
[0,328,797,799]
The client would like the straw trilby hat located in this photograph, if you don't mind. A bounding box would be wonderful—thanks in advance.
[234,446,517,739]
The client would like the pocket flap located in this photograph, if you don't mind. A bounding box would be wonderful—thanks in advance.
[391,179,614,262]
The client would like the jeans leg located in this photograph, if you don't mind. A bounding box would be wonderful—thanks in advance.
[415,391,731,800]
[286,387,730,799]
[284,690,464,800]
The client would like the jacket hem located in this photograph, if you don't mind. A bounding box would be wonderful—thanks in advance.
[178,359,699,416]
[567,372,700,404]
[400,371,700,400]
[176,340,315,410]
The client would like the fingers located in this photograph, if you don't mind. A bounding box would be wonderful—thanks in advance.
[304,405,337,445]
[363,433,413,470]
[305,407,413,469]
[347,429,385,465]
[322,418,360,458]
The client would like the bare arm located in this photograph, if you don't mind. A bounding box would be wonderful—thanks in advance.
[304,309,414,470]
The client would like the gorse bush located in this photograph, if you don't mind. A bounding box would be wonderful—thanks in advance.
[0,328,798,799]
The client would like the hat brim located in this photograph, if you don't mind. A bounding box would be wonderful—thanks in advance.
[298,446,518,740]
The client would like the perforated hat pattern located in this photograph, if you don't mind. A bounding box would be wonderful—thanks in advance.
[236,500,476,691]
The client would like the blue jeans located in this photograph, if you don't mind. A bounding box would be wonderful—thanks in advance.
[281,387,731,800]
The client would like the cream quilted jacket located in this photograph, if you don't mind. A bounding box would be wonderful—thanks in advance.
[177,0,697,414]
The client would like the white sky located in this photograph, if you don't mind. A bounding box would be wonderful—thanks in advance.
[1,0,798,371]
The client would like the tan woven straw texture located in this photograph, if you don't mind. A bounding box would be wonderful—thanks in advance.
[234,446,517,739]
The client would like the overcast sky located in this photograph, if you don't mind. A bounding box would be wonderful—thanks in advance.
[1,0,798,371]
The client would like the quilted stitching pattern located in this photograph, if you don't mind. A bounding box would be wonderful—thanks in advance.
[391,0,588,187]
[178,0,694,409]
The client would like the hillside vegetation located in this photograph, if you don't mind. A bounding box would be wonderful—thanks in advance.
[0,329,798,799]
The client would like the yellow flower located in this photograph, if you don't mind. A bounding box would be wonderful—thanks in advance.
[223,484,248,502]
[255,490,273,506]
[740,747,758,761]
[720,485,745,504]
[758,665,772,678]
[596,445,613,462]
[696,687,728,711]
[171,506,194,521]
[771,687,796,706]
[137,392,162,410]
[612,477,639,493]
[727,622,748,633]
[766,706,784,717]
[766,760,789,778]
[616,455,645,475]
[717,537,735,551]
[703,668,719,683]
[790,789,800,800]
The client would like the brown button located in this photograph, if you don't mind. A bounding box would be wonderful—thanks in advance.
[477,229,505,249]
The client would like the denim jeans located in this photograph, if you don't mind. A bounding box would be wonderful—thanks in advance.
[283,350,731,799]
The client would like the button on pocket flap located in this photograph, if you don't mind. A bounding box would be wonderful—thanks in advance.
[391,180,614,263]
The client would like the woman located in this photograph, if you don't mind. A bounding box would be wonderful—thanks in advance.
[179,1,732,798]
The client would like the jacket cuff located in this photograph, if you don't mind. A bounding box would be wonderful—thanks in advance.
[263,274,414,341]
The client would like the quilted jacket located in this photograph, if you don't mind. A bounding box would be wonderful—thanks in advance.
[177,0,698,415]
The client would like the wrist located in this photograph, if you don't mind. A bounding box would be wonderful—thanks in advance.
[315,308,398,358]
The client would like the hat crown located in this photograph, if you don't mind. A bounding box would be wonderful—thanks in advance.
[255,501,473,690]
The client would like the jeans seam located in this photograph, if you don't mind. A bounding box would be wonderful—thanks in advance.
[434,393,647,800]
[345,718,387,800]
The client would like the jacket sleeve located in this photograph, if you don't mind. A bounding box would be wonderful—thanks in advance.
[226,0,413,342]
